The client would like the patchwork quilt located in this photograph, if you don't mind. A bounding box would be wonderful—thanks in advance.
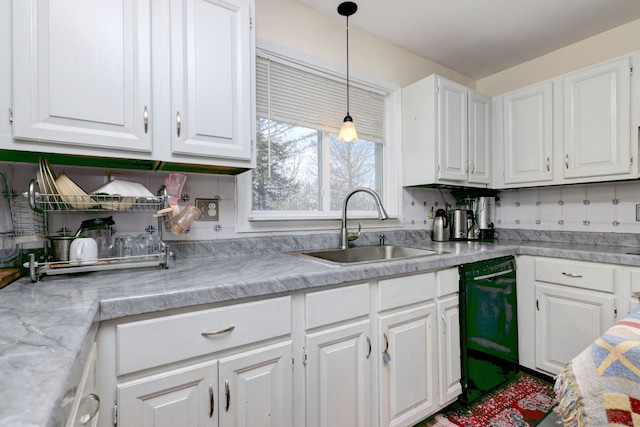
[554,305,640,426]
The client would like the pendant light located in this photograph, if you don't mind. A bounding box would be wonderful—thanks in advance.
[337,1,359,142]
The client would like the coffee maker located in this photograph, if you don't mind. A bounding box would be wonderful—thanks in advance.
[475,196,496,241]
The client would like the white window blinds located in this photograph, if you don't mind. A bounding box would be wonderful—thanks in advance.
[256,56,386,143]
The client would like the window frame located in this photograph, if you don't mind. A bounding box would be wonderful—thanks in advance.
[237,39,402,233]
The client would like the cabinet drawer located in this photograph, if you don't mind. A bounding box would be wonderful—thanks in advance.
[305,283,369,329]
[378,272,436,312]
[117,296,291,375]
[534,258,616,293]
[437,268,459,297]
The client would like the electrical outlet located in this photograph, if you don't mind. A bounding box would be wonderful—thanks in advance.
[195,198,219,221]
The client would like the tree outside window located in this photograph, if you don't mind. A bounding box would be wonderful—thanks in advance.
[253,117,383,214]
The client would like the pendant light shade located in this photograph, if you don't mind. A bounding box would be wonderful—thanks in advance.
[337,2,359,142]
[338,114,358,142]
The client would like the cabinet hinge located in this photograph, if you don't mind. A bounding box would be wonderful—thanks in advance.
[292,356,295,366]
[614,307,618,319]
[302,346,307,367]
[250,17,253,30]
[631,156,634,166]
[113,402,118,427]
[631,65,633,75]
[8,106,13,125]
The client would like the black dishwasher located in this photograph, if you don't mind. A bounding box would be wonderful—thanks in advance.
[459,256,518,404]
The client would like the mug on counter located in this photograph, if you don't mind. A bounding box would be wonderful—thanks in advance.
[69,237,99,265]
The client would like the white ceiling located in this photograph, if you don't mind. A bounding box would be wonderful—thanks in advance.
[295,0,640,80]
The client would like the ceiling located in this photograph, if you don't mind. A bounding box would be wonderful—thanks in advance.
[295,0,640,80]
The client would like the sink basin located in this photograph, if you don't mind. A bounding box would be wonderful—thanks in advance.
[297,245,443,266]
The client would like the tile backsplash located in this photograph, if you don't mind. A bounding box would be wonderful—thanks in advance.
[495,181,640,233]
[3,161,640,241]
[403,182,640,236]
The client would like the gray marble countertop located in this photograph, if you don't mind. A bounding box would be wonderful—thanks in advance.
[3,238,640,426]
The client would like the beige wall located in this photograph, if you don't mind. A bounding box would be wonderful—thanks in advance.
[477,18,640,96]
[258,1,640,98]
[255,0,475,89]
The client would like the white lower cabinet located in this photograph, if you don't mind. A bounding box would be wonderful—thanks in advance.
[304,283,372,427]
[66,343,100,427]
[118,360,218,427]
[305,321,371,427]
[377,268,460,427]
[535,283,614,375]
[621,266,640,314]
[517,256,618,376]
[379,305,437,427]
[436,296,461,406]
[99,296,293,427]
[98,270,462,427]
[219,342,293,427]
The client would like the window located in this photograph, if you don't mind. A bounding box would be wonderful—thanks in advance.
[237,42,401,232]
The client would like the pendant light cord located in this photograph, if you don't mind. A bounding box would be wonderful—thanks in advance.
[346,15,350,116]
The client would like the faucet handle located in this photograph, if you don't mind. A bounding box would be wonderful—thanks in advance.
[347,222,362,242]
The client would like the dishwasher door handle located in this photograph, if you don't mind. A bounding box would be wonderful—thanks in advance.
[472,269,514,281]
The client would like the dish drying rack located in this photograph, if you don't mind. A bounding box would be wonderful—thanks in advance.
[21,180,171,281]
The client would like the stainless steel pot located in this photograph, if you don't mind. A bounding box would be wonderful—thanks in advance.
[48,235,74,261]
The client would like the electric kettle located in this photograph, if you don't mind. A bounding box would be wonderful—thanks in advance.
[450,209,470,240]
[433,209,449,242]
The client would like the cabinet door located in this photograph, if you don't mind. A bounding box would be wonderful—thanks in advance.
[12,0,152,152]
[170,0,253,161]
[503,82,553,184]
[436,78,468,182]
[118,361,217,427]
[535,283,615,375]
[379,304,437,427]
[436,295,461,407]
[218,342,293,427]
[563,56,632,179]
[620,267,640,313]
[468,91,491,185]
[306,320,372,427]
[66,343,99,427]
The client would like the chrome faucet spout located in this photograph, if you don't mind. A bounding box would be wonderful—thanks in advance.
[339,187,389,249]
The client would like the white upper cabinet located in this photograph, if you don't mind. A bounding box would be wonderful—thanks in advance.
[495,53,638,188]
[402,75,491,188]
[437,78,468,182]
[563,56,633,179]
[502,82,554,185]
[7,0,255,171]
[12,0,152,152]
[169,0,253,161]
[468,91,492,184]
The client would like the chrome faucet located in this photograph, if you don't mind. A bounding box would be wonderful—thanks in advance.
[339,187,389,249]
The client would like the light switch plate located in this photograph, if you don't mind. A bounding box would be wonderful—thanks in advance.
[636,204,640,221]
[196,198,219,221]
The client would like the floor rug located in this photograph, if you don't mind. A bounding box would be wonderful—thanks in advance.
[444,372,556,427]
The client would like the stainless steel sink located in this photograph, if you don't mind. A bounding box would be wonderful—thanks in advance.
[296,245,443,266]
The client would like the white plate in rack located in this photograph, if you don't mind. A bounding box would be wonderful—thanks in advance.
[55,173,98,209]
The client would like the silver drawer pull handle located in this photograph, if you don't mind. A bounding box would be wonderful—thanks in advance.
[225,379,230,412]
[565,153,569,169]
[143,106,149,134]
[201,326,235,336]
[546,157,550,172]
[176,111,182,138]
[78,393,100,425]
[366,336,372,359]
[561,272,582,278]
[209,384,214,417]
